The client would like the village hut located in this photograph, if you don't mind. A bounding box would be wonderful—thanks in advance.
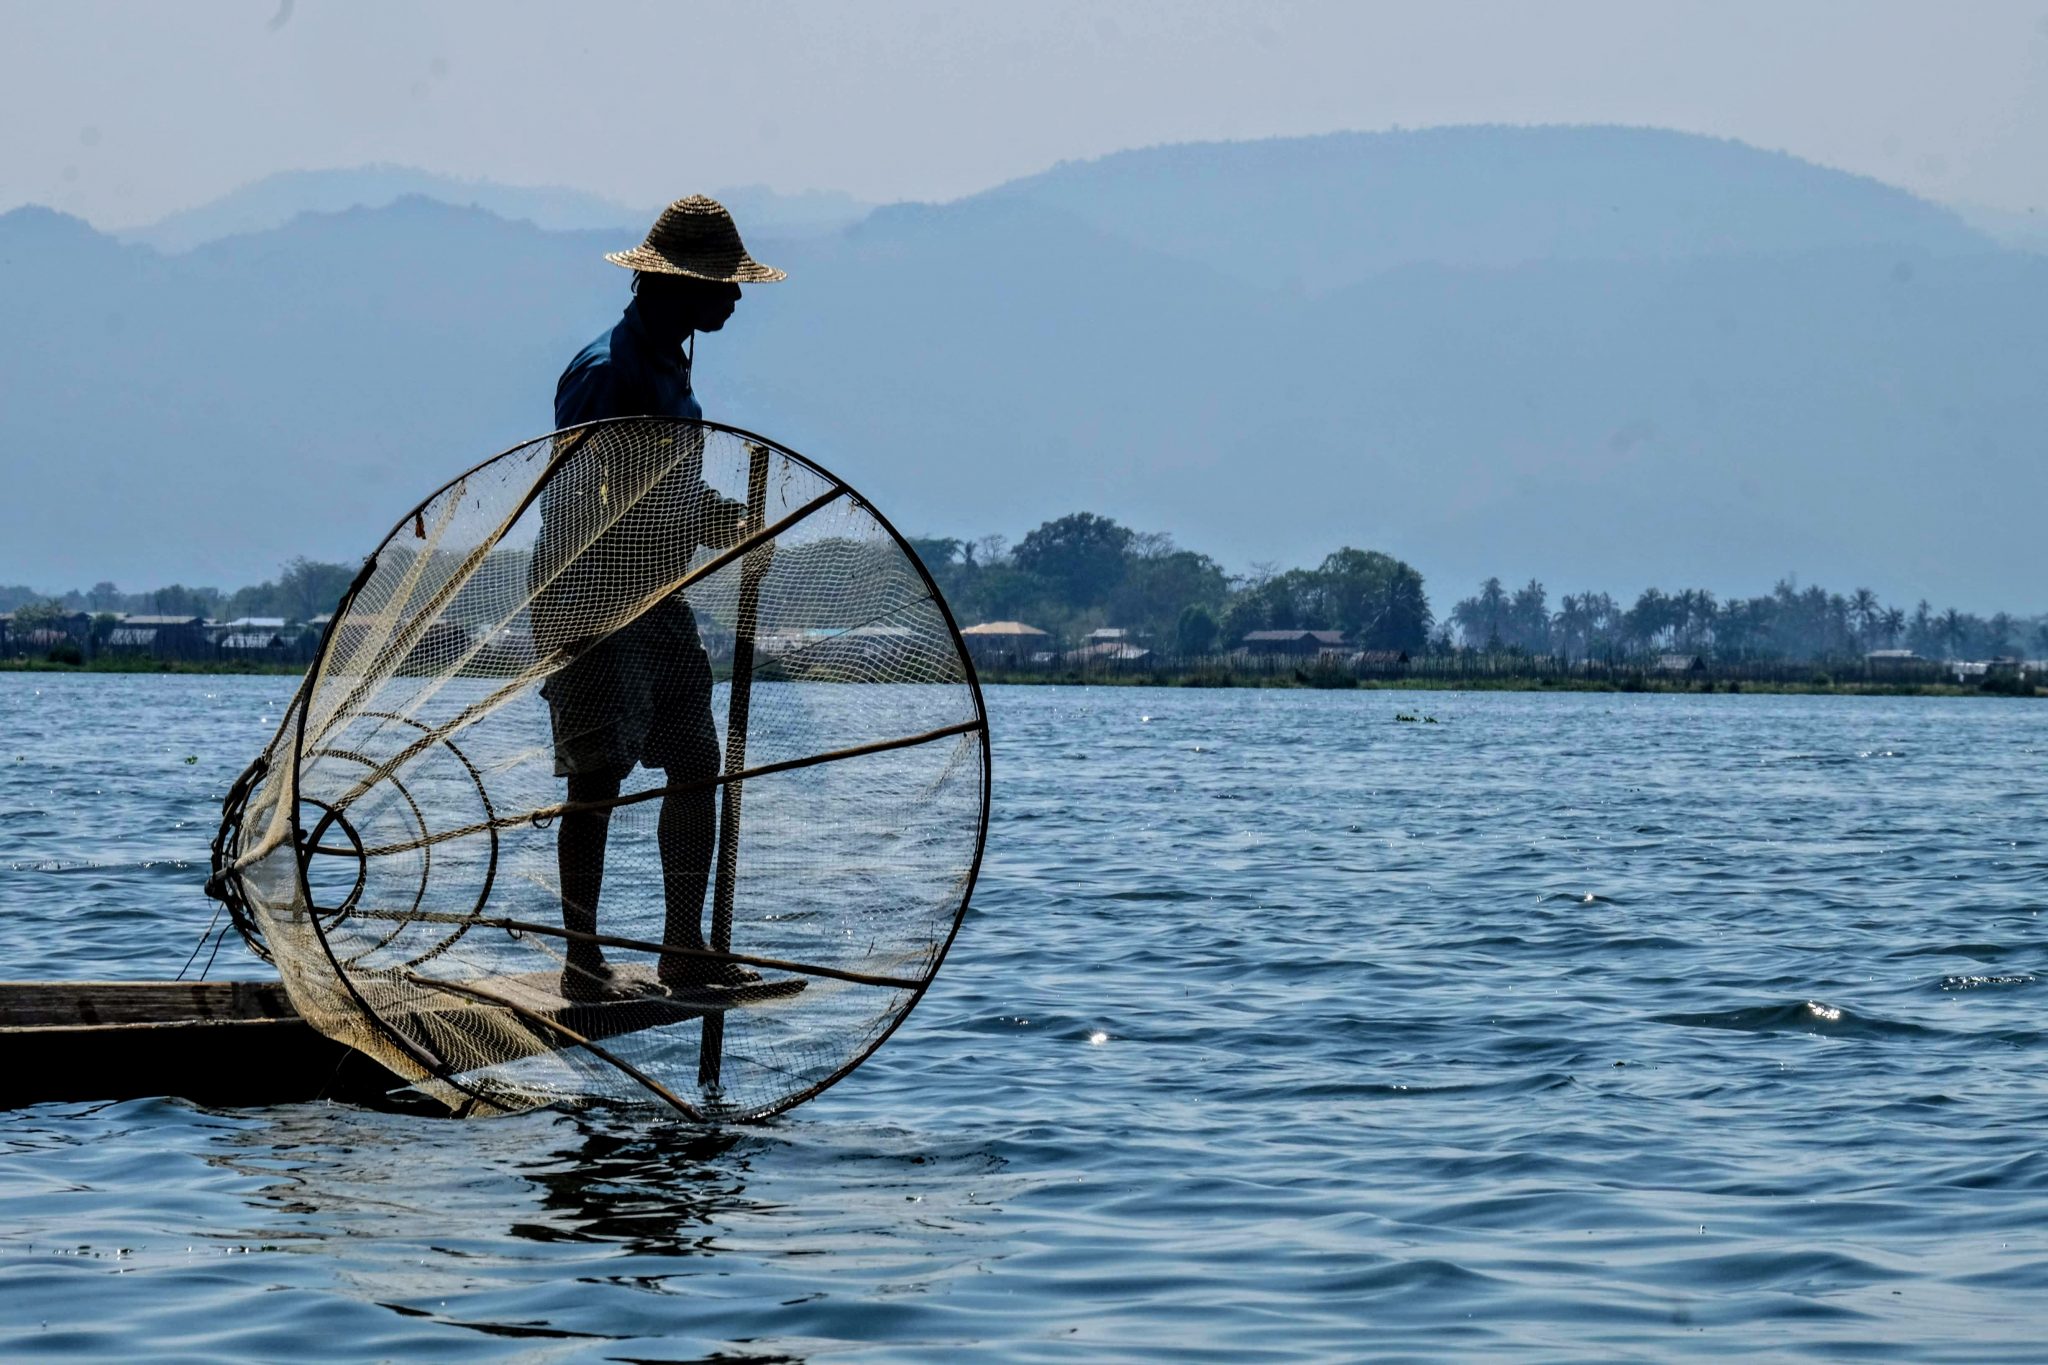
[1351,649,1411,675]
[0,610,92,659]
[1063,640,1152,665]
[105,614,209,660]
[1241,629,1349,657]
[960,620,1049,665]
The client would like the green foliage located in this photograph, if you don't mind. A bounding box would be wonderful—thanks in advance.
[1219,572,1306,637]
[22,515,2037,677]
[1175,603,1219,655]
[1114,549,1229,642]
[903,511,1432,654]
[1450,577,1507,649]
[1447,571,2042,665]
[148,584,222,617]
[906,537,963,573]
[9,599,67,631]
[223,556,360,622]
[1213,548,1431,651]
[1013,513,1134,608]
[277,557,360,622]
[1315,549,1430,650]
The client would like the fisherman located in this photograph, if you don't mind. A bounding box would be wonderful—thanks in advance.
[539,196,786,1001]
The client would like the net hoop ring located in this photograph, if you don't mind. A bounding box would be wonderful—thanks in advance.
[295,710,501,970]
[298,797,369,923]
[209,753,272,961]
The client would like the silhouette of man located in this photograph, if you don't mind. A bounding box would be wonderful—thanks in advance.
[538,196,785,1001]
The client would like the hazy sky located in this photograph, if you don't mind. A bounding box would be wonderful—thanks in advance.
[4,0,2047,226]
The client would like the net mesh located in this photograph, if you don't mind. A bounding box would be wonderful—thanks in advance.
[214,418,989,1119]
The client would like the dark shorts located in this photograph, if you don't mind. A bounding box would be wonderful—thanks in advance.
[540,600,720,780]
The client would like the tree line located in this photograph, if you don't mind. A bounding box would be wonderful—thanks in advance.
[910,512,1434,654]
[0,557,359,625]
[8,523,2043,665]
[1448,577,2048,663]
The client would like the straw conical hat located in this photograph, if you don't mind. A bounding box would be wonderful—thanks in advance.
[606,195,787,283]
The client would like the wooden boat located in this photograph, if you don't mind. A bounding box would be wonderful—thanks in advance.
[0,969,804,1112]
[0,979,412,1110]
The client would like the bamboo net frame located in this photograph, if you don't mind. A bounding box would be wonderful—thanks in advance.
[209,418,990,1120]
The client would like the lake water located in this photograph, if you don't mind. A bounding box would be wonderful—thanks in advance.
[2,674,2045,1361]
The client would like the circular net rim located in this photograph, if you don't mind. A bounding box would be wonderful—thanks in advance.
[222,416,991,1121]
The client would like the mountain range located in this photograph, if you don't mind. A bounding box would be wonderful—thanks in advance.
[3,125,2042,611]
[114,167,870,253]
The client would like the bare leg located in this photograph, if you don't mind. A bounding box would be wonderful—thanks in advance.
[657,781,715,947]
[656,779,717,985]
[652,616,755,991]
[658,780,761,988]
[559,770,621,994]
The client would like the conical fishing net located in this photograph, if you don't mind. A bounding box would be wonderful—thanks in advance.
[210,417,989,1120]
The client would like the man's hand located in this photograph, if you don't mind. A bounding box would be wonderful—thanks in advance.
[699,494,750,550]
[716,501,776,574]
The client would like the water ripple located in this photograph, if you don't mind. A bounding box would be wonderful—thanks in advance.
[1,678,2045,1359]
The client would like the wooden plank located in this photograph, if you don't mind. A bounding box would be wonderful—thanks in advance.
[400,964,806,1047]
[1,979,415,1112]
[0,969,804,1111]
[0,979,297,1028]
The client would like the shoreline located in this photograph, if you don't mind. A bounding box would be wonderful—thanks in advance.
[4,655,2038,698]
[973,669,2033,697]
[0,657,306,676]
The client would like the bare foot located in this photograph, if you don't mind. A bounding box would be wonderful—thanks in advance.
[658,952,764,992]
[560,960,665,1002]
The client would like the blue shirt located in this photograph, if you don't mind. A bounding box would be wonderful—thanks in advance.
[554,296,702,428]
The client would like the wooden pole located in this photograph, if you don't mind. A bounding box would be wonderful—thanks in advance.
[700,443,772,1089]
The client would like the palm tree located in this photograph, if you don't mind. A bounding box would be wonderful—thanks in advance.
[1625,588,1677,653]
[1824,593,1852,658]
[1909,600,1936,655]
[1555,594,1590,661]
[1715,598,1755,659]
[1508,579,1550,653]
[1880,606,1906,649]
[1940,607,1966,660]
[1478,577,1508,647]
[1451,578,1510,651]
[1987,612,2016,658]
[1849,588,1880,650]
[1680,589,1719,651]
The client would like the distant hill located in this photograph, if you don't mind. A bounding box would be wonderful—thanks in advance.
[727,187,2046,611]
[981,125,1993,289]
[3,127,2043,612]
[1950,201,2048,256]
[117,166,870,253]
